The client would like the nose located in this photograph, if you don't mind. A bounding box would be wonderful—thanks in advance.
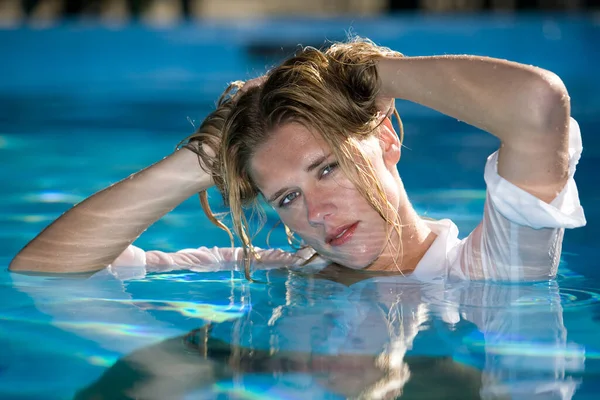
[305,189,336,226]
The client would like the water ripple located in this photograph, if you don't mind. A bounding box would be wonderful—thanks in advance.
[559,287,600,308]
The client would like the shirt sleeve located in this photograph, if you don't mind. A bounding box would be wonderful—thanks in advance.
[449,117,586,282]
[96,244,307,280]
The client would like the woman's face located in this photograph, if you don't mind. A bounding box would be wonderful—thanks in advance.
[250,121,402,270]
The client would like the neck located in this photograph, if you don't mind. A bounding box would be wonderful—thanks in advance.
[366,195,437,274]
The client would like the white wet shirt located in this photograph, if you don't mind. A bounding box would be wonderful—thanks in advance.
[97,117,586,283]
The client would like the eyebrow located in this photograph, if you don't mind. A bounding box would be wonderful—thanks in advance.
[266,153,331,204]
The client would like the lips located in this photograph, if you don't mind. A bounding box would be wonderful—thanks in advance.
[326,222,359,246]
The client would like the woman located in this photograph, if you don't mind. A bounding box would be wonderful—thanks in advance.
[8,38,586,282]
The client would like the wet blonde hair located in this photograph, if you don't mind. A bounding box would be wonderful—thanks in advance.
[183,37,404,279]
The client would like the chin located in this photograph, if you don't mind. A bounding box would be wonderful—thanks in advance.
[313,243,383,270]
[332,253,380,270]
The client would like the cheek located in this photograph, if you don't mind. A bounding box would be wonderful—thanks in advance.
[275,209,309,236]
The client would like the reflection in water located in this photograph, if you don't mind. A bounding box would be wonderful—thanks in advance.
[64,268,585,400]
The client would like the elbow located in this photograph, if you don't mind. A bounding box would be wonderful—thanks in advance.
[527,70,570,135]
[8,253,108,274]
[9,252,43,273]
[8,255,31,273]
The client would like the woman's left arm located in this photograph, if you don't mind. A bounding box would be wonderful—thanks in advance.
[377,55,570,203]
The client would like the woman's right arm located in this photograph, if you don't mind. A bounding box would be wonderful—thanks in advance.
[9,146,211,274]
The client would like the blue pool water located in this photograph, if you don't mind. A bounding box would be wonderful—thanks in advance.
[1,14,599,399]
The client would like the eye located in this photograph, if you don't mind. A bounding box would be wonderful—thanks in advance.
[279,191,300,207]
[320,162,339,178]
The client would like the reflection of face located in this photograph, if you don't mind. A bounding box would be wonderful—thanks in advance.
[250,122,402,270]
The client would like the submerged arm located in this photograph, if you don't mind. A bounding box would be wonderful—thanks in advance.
[9,147,211,274]
[377,55,570,202]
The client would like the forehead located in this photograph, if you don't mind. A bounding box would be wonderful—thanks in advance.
[250,123,330,190]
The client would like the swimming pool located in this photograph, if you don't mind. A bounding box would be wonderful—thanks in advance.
[1,14,599,399]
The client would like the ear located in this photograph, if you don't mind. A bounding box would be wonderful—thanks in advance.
[378,117,401,168]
